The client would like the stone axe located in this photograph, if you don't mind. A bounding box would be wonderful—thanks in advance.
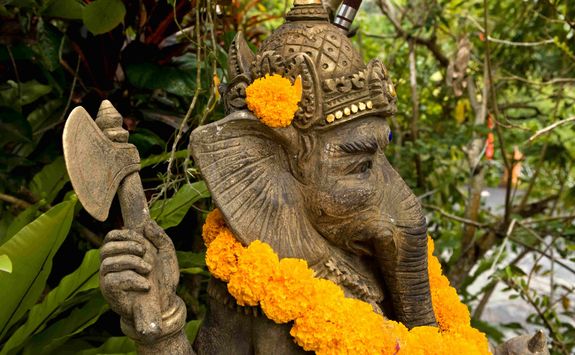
[63,100,163,339]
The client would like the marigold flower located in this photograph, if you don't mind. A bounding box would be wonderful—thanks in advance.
[228,240,279,306]
[202,208,226,246]
[260,258,315,323]
[245,74,302,128]
[202,213,491,355]
[204,228,243,282]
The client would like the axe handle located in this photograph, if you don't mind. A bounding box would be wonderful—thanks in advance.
[118,173,150,230]
[118,173,163,339]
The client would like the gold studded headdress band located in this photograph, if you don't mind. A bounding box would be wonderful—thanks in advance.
[223,1,397,130]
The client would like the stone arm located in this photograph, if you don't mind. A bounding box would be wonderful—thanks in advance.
[99,221,194,355]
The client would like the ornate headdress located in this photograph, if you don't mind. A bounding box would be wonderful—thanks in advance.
[223,0,397,130]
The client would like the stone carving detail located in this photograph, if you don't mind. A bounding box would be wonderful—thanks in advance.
[223,5,396,130]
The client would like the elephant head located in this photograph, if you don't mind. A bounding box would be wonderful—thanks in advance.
[190,2,436,329]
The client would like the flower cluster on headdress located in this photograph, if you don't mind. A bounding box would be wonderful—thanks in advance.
[244,74,303,128]
[202,209,490,354]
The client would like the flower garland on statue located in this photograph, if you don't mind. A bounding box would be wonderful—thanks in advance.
[202,209,491,355]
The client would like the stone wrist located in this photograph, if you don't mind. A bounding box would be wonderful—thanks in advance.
[121,296,187,345]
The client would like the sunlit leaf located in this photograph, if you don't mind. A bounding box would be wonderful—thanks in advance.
[0,198,76,339]
[0,255,12,274]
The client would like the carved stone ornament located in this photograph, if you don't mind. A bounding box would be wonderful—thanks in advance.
[223,2,397,129]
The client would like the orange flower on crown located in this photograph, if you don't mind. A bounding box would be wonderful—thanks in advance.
[245,74,303,128]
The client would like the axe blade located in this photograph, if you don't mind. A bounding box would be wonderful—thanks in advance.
[63,106,141,221]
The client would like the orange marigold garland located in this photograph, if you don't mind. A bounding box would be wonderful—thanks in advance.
[202,209,491,354]
[245,74,303,128]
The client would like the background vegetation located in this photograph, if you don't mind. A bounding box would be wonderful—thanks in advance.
[0,0,573,354]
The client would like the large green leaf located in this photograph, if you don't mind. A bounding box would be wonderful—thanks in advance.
[82,0,126,35]
[0,255,12,274]
[150,181,210,229]
[29,156,70,205]
[5,203,42,242]
[22,293,108,355]
[1,249,100,355]
[0,198,76,339]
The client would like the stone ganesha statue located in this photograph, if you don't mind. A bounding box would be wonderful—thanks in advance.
[96,1,549,354]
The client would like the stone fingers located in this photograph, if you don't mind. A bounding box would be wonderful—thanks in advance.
[100,241,145,260]
[102,270,151,292]
[101,255,152,276]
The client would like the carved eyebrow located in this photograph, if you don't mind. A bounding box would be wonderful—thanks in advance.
[336,138,379,154]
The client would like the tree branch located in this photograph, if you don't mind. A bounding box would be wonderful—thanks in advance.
[423,204,489,229]
[0,193,33,209]
[376,0,449,67]
[528,116,575,142]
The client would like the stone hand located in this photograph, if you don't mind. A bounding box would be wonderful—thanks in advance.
[493,331,549,355]
[100,221,185,344]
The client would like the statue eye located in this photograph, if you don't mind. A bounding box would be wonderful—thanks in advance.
[348,160,372,175]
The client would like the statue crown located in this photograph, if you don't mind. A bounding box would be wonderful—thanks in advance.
[224,1,397,130]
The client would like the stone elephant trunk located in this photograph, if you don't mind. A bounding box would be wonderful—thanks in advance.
[374,166,437,328]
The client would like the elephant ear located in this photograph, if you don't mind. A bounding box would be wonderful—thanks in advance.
[190,111,328,264]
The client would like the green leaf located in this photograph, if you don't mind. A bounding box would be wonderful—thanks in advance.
[1,250,100,355]
[176,251,206,268]
[22,292,108,355]
[140,150,187,169]
[185,320,201,343]
[0,255,12,274]
[27,99,63,133]
[0,109,32,145]
[43,0,84,19]
[29,156,70,205]
[0,198,76,339]
[150,181,210,229]
[470,318,504,344]
[5,203,42,242]
[82,0,126,35]
[76,336,136,355]
[555,126,575,160]
[180,267,205,275]
[128,128,166,156]
[125,63,197,97]
[0,80,52,107]
[31,20,62,72]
